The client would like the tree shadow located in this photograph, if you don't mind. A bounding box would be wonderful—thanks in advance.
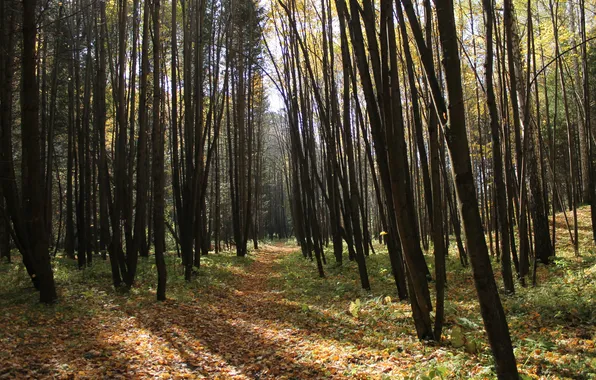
[0,307,138,379]
[128,299,334,379]
[223,291,413,351]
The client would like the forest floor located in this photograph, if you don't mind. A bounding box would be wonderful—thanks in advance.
[1,209,596,379]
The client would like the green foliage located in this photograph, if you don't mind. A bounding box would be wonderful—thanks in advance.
[272,239,596,378]
[0,250,254,309]
[348,298,361,318]
[413,365,448,380]
[506,254,596,326]
[450,326,465,348]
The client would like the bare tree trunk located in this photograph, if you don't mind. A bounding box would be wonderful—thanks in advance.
[549,0,579,255]
[580,0,596,242]
[432,0,518,375]
[152,0,167,301]
[396,2,445,339]
[484,0,515,294]
[22,0,57,303]
[133,0,151,263]
[338,0,433,338]
[0,1,32,273]
[398,0,518,373]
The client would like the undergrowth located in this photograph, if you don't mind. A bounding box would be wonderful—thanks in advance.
[270,211,596,379]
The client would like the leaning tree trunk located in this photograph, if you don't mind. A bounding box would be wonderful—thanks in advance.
[432,0,519,376]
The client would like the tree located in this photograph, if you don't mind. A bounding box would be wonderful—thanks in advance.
[152,0,167,301]
[433,0,519,374]
[22,0,57,303]
[483,0,515,294]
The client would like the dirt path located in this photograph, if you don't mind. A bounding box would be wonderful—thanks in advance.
[131,244,354,379]
[162,243,401,379]
[128,243,366,379]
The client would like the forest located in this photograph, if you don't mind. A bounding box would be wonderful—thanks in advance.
[1,0,596,378]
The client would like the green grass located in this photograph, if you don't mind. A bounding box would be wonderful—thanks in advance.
[0,249,254,310]
[269,235,596,378]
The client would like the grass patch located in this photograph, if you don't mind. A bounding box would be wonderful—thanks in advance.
[269,208,596,378]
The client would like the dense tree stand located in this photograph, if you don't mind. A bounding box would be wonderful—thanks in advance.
[2,0,596,377]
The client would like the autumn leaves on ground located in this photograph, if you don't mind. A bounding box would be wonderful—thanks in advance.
[1,210,596,379]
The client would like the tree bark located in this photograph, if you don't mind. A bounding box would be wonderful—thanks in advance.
[432,0,519,375]
[22,0,57,303]
[152,0,167,301]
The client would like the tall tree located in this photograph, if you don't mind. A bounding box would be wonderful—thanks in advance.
[432,0,519,374]
[483,0,515,293]
[22,0,57,303]
[152,0,167,301]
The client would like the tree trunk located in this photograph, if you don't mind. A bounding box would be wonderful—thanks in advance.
[432,0,519,375]
[152,0,167,301]
[483,0,515,294]
[22,0,57,303]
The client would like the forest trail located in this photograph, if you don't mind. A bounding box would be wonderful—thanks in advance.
[128,243,346,379]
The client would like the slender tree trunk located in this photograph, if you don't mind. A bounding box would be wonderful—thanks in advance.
[484,0,515,293]
[152,0,167,301]
[133,0,151,263]
[22,0,57,303]
[432,0,519,375]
